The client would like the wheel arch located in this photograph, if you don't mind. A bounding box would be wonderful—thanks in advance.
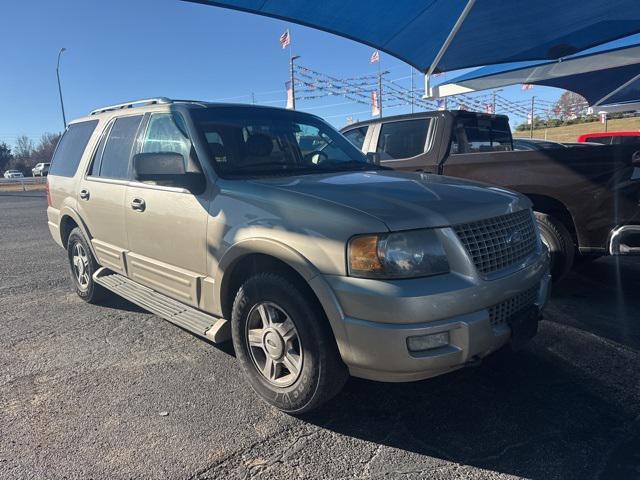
[524,193,578,245]
[58,206,98,257]
[214,239,350,360]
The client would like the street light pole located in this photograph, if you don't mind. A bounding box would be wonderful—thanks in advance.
[492,88,503,114]
[290,55,300,110]
[56,48,67,129]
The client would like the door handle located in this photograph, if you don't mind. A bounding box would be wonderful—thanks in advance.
[131,198,146,212]
[79,189,90,200]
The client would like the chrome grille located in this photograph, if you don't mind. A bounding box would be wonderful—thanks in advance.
[489,284,539,327]
[454,209,537,276]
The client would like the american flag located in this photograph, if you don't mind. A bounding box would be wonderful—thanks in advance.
[279,29,291,49]
[521,83,534,91]
[370,50,380,64]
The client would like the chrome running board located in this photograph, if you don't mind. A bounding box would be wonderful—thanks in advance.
[93,268,230,343]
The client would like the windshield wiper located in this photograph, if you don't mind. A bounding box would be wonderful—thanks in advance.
[232,161,296,170]
[317,160,387,171]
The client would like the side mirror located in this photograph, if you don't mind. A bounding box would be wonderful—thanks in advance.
[133,152,205,193]
[366,152,381,165]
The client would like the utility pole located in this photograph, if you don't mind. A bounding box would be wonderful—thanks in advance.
[290,55,300,110]
[529,96,536,139]
[491,88,502,114]
[410,67,414,114]
[378,69,383,118]
[250,91,255,104]
[56,48,67,129]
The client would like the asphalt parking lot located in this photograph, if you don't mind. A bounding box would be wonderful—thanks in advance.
[1,191,639,480]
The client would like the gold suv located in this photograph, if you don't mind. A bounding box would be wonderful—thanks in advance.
[47,98,550,413]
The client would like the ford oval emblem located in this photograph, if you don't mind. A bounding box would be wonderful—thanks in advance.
[506,230,523,245]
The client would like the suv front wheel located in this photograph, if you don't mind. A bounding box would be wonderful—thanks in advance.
[66,227,108,303]
[231,272,347,414]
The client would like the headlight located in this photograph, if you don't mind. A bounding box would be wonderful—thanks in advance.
[348,229,450,279]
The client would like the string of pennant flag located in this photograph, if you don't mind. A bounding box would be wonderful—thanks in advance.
[277,29,587,123]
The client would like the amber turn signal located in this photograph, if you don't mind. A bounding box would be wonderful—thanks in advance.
[348,234,383,274]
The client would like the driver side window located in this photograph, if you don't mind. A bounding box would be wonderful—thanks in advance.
[142,113,192,164]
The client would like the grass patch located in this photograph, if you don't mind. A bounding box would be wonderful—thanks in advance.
[513,117,640,142]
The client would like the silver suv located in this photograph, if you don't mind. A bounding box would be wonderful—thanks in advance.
[46,98,550,413]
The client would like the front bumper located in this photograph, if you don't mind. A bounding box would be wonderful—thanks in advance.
[322,249,551,382]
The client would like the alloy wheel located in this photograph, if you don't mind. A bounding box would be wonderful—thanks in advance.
[246,301,303,387]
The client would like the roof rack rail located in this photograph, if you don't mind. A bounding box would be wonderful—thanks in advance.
[89,97,172,115]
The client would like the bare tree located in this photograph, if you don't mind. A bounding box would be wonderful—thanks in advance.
[13,135,34,162]
[554,91,589,120]
[8,132,61,174]
[31,132,62,165]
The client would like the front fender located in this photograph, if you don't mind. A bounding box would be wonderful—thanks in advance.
[213,238,352,362]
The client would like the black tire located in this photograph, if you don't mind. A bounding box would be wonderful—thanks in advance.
[66,227,108,304]
[231,272,348,414]
[535,212,575,282]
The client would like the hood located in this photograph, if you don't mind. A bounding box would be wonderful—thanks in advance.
[251,170,529,231]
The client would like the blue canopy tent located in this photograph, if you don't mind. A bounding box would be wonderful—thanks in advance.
[183,0,640,94]
[430,35,640,109]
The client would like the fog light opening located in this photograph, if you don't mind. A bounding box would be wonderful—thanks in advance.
[407,331,450,353]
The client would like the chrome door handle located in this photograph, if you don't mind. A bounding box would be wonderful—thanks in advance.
[131,198,146,212]
[79,189,90,200]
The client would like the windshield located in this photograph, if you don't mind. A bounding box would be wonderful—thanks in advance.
[191,107,377,177]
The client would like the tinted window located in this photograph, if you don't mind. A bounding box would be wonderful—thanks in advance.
[585,136,612,145]
[98,115,143,179]
[343,127,367,150]
[376,119,429,159]
[49,120,98,177]
[450,115,512,154]
[88,122,112,176]
[616,136,640,145]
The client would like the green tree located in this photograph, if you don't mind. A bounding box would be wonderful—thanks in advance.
[0,142,12,172]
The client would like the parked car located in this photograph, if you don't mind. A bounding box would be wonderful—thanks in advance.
[32,162,50,176]
[46,98,550,413]
[342,111,640,279]
[577,131,640,145]
[3,170,24,179]
[513,138,567,151]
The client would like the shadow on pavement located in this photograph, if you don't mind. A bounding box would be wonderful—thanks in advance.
[302,256,640,479]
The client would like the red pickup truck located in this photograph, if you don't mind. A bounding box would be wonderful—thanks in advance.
[341,111,640,280]
[577,131,640,145]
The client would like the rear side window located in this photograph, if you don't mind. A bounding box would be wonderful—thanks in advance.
[615,136,640,145]
[49,120,98,177]
[450,115,513,154]
[376,119,430,160]
[343,127,367,150]
[585,136,612,145]
[96,115,143,179]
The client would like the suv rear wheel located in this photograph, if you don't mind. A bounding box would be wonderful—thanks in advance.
[66,227,108,303]
[231,272,347,414]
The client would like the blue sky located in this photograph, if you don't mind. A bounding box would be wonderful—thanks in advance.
[0,0,562,147]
